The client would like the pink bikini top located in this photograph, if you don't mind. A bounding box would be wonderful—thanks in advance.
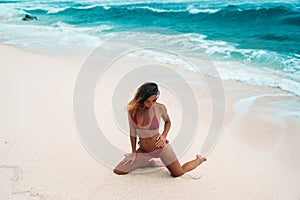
[132,107,159,130]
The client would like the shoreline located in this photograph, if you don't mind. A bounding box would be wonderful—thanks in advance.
[1,44,299,199]
[4,39,299,97]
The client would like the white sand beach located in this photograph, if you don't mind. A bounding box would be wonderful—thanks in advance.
[1,44,300,200]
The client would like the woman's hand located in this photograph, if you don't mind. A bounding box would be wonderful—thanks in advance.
[155,134,167,148]
[122,153,137,165]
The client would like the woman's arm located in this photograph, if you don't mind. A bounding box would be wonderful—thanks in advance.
[155,104,171,148]
[160,104,171,138]
[130,136,137,153]
[128,111,137,153]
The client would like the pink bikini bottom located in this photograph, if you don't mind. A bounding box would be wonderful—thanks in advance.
[114,142,177,173]
[139,140,169,158]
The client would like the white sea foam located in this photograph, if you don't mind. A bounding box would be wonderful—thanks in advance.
[20,4,70,14]
[119,32,300,96]
[129,48,300,97]
[74,5,98,10]
[131,6,185,13]
[0,2,28,21]
[53,22,113,33]
[46,6,70,14]
[0,23,103,50]
[187,5,220,14]
[215,60,300,96]
[103,6,111,10]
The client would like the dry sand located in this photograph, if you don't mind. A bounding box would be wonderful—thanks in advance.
[1,44,299,199]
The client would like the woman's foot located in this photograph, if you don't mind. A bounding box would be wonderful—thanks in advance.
[196,154,206,165]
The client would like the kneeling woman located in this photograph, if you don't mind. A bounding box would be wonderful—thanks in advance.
[113,82,206,177]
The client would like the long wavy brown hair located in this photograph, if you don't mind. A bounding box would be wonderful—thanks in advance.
[127,82,160,114]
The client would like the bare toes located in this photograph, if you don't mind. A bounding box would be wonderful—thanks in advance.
[196,154,206,163]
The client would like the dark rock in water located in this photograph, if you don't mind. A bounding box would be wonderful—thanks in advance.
[22,14,37,21]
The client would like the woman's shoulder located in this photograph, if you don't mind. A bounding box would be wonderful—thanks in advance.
[155,102,165,107]
[127,109,136,119]
[154,102,167,112]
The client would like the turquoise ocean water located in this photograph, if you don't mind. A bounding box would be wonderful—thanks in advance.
[0,0,299,95]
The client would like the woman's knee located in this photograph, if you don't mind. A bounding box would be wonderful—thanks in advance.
[170,171,184,177]
[168,165,185,177]
[113,168,129,175]
[166,160,185,177]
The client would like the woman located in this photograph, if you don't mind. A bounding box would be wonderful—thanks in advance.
[113,82,206,177]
